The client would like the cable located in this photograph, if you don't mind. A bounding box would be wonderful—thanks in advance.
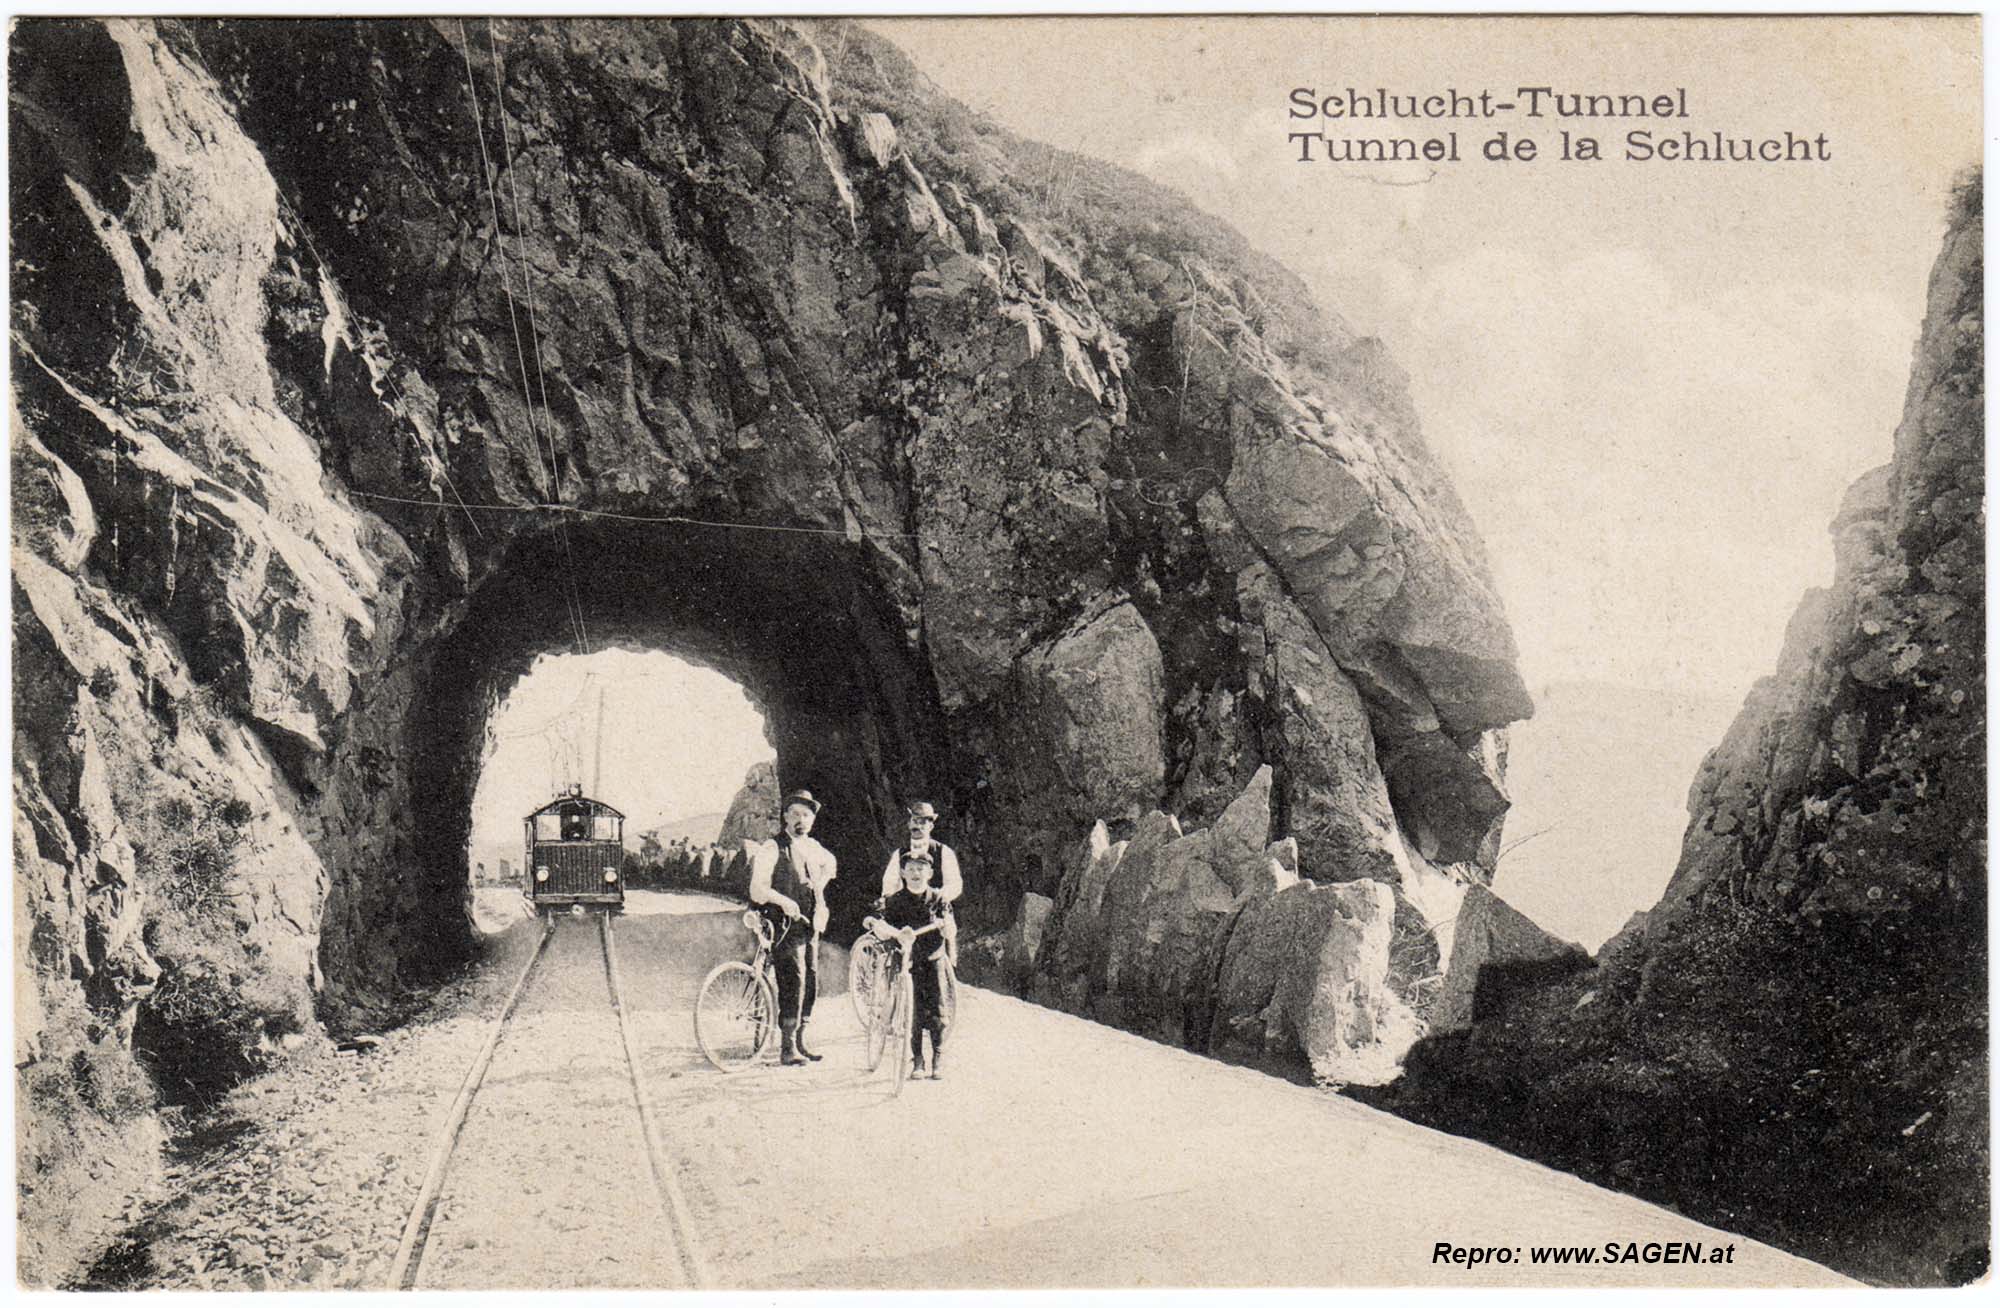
[485,18,590,658]
[457,18,586,658]
[346,489,904,538]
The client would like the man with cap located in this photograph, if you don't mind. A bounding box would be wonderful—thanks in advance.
[879,800,962,964]
[749,789,838,1065]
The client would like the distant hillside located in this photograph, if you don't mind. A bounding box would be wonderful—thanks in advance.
[1493,678,1742,949]
[641,811,728,848]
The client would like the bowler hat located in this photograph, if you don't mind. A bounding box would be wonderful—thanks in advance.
[782,789,823,814]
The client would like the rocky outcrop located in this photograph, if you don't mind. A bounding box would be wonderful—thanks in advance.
[1380,178,1985,1289]
[1011,602,1167,832]
[1430,885,1586,1034]
[10,17,1527,1274]
[1213,878,1419,1085]
[1030,766,1422,1084]
[715,761,780,851]
[996,891,1053,990]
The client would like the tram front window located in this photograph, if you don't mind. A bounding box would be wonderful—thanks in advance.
[535,813,562,841]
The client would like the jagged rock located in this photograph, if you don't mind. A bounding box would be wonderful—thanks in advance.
[1237,564,1403,881]
[1661,197,1980,926]
[1379,729,1509,868]
[1098,768,1273,1024]
[999,892,1053,989]
[1037,820,1128,1012]
[1010,602,1167,830]
[1219,390,1530,740]
[1432,886,1587,1033]
[716,761,779,850]
[1212,877,1418,1085]
[1166,686,1263,828]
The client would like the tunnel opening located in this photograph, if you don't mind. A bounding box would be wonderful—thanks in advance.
[464,648,776,935]
[387,513,954,990]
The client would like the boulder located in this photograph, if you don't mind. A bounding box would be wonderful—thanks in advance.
[1432,885,1588,1033]
[1378,728,1510,868]
[1037,821,1128,1012]
[1212,878,1419,1085]
[1221,411,1531,738]
[1099,768,1274,1030]
[1011,602,1167,830]
[999,892,1054,990]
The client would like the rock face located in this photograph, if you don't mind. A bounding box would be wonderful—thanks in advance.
[1382,179,1985,1289]
[9,17,1527,1273]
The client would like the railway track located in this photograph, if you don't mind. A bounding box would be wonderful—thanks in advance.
[385,913,710,1291]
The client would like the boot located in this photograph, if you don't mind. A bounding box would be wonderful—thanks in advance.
[795,1021,824,1062]
[930,1041,945,1080]
[779,1023,806,1066]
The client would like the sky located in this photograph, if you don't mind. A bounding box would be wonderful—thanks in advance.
[869,14,1979,702]
[467,650,773,868]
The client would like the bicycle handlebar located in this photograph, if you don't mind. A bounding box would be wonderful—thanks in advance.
[863,917,944,941]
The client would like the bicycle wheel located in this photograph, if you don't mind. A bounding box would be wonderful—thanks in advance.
[890,977,913,1097]
[694,961,776,1072]
[849,935,890,1028]
[864,963,895,1072]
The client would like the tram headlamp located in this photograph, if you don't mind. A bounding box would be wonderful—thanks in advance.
[603,869,619,883]
[535,866,550,882]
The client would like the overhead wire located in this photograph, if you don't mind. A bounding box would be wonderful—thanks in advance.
[456,17,588,658]
[346,489,905,538]
[485,16,591,659]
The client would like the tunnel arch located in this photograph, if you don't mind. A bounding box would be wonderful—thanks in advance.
[404,514,953,966]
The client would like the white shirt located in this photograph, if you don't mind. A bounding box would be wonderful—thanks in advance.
[880,839,962,903]
[749,834,837,935]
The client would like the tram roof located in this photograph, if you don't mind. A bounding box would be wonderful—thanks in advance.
[524,793,626,821]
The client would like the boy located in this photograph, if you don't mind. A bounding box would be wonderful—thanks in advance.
[878,800,962,965]
[865,852,950,1080]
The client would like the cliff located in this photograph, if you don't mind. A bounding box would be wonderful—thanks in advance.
[10,18,1527,1278]
[1377,177,1986,1287]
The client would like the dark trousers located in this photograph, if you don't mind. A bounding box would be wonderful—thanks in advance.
[775,930,819,1029]
[909,953,946,1064]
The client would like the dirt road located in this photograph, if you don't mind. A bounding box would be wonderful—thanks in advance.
[605,900,1847,1289]
[88,893,1850,1289]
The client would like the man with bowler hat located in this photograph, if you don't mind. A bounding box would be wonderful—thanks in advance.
[879,800,962,963]
[749,789,837,1065]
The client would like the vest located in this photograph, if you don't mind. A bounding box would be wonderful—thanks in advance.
[770,834,819,916]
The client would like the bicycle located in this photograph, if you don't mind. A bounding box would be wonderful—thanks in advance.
[693,909,793,1072]
[851,906,958,1031]
[861,918,955,1096]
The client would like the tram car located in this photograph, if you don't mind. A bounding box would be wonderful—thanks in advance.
[524,785,626,913]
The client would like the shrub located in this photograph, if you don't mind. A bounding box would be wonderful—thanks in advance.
[69,1041,157,1122]
[134,958,267,1104]
[133,789,254,920]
